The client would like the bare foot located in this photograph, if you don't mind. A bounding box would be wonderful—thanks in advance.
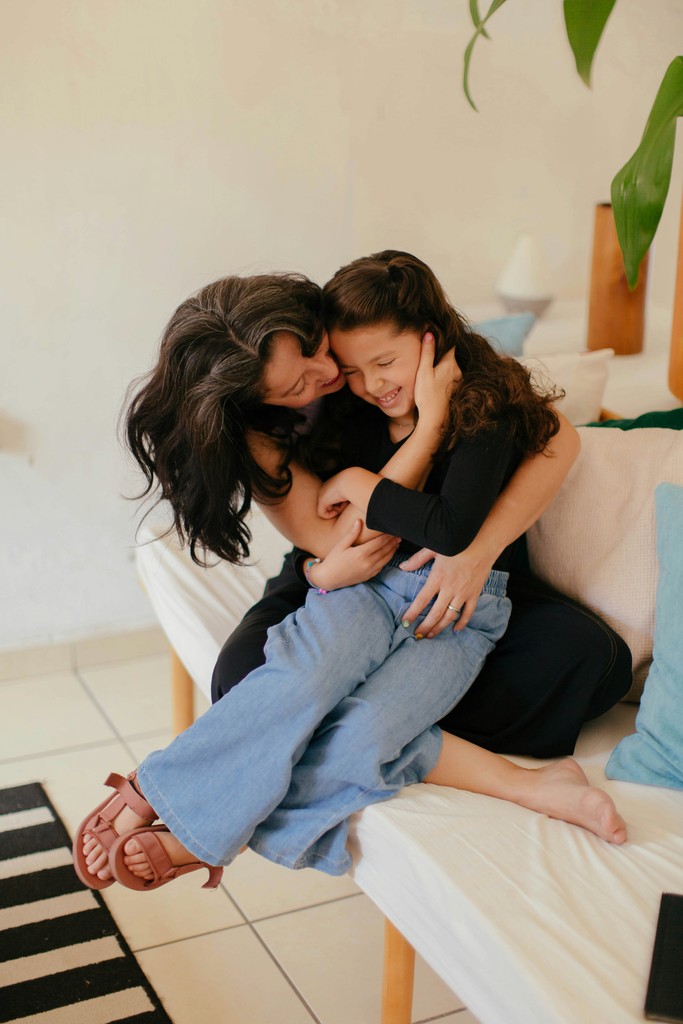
[83,803,153,882]
[521,759,627,844]
[122,830,196,881]
[122,832,248,881]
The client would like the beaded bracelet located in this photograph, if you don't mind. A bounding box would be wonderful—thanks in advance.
[304,557,328,595]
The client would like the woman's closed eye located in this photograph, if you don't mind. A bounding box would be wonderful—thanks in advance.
[291,377,307,396]
[378,359,395,368]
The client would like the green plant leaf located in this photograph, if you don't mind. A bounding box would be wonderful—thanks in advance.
[563,0,618,86]
[469,1,491,40]
[611,56,683,289]
[463,0,509,111]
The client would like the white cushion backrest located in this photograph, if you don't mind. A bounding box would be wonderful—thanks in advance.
[526,427,683,701]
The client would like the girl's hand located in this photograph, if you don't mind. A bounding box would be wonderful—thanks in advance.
[308,519,401,590]
[399,546,493,637]
[317,471,351,519]
[413,333,461,434]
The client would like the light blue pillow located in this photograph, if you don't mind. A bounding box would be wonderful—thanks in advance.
[473,312,536,356]
[606,482,683,790]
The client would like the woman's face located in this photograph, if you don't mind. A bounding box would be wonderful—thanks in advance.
[329,322,422,423]
[261,331,345,409]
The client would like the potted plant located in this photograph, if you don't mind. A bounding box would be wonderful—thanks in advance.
[462,1,683,392]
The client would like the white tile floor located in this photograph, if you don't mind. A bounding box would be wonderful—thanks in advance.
[1,643,479,1024]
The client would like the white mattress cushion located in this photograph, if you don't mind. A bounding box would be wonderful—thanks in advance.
[526,426,683,700]
[135,508,291,698]
[349,703,683,1023]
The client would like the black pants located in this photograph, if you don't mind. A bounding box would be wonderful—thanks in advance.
[211,553,632,758]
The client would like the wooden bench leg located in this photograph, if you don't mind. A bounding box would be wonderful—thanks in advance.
[382,917,415,1024]
[170,647,195,735]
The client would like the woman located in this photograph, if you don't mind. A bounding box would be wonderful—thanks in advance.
[75,252,628,892]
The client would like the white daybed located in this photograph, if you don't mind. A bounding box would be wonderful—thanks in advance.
[136,418,683,1024]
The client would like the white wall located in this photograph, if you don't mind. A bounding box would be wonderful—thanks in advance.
[1,0,681,645]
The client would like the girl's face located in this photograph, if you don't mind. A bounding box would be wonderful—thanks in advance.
[262,331,345,408]
[329,322,422,422]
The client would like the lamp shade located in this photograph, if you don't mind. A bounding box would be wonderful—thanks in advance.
[496,234,554,316]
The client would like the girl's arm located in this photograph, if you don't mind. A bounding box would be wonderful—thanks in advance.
[250,416,438,557]
[319,422,519,556]
[250,336,455,559]
[322,411,579,544]
[316,410,579,627]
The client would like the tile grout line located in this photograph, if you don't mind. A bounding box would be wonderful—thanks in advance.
[222,888,364,927]
[133,916,324,1024]
[0,736,127,767]
[246,920,324,1024]
[415,1009,471,1022]
[225,888,325,1024]
[72,666,150,767]
[131,920,250,955]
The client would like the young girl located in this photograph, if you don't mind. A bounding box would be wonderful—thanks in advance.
[75,252,626,892]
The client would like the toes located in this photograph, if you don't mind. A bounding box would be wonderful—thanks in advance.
[123,851,149,866]
[85,850,110,878]
[90,854,108,876]
[86,848,106,870]
[123,837,142,857]
[122,837,153,879]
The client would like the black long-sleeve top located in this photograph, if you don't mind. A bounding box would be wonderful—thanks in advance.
[336,404,524,571]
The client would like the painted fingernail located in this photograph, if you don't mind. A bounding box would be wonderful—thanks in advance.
[402,619,410,629]
[415,633,424,640]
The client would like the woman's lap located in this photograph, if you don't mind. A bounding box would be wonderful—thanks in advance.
[443,572,632,757]
[211,560,632,758]
[210,553,306,703]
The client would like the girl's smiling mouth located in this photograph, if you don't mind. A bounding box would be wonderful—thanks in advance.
[378,387,401,407]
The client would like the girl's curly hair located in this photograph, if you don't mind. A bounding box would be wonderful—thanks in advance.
[321,249,563,456]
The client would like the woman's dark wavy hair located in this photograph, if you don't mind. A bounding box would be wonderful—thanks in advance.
[321,249,562,457]
[124,273,324,565]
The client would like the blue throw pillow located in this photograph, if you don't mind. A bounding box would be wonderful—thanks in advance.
[606,482,683,790]
[473,312,536,356]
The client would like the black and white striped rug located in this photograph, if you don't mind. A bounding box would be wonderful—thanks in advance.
[0,782,172,1023]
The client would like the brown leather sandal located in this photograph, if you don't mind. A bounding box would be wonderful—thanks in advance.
[72,772,157,890]
[109,824,224,891]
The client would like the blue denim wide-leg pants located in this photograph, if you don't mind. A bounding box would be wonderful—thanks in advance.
[138,558,510,876]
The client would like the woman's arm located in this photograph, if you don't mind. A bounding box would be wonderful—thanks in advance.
[400,412,580,636]
[323,410,579,558]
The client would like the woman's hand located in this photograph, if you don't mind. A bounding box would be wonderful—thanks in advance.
[413,333,461,434]
[399,546,494,637]
[307,519,401,590]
